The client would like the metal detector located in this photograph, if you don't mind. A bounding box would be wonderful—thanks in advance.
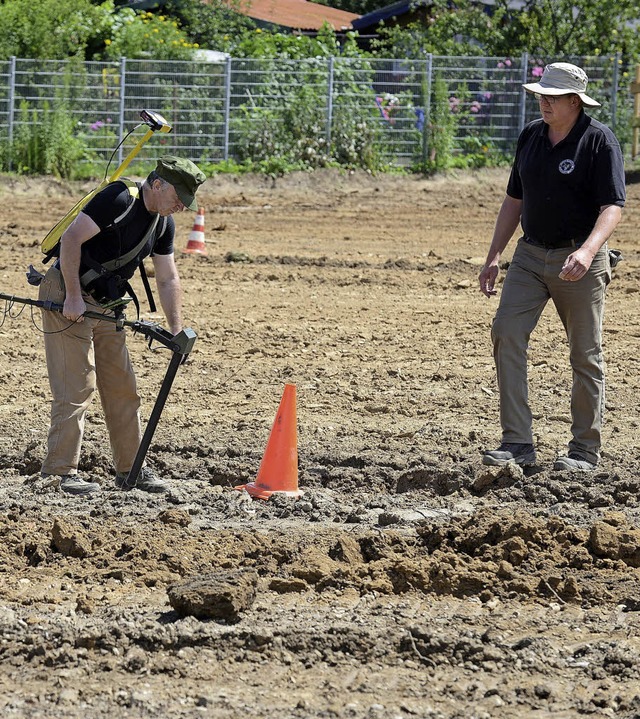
[0,292,196,489]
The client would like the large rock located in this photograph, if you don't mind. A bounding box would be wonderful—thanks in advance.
[167,569,258,622]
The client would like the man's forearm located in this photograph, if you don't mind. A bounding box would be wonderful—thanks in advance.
[59,238,85,299]
[484,195,522,266]
[58,213,100,301]
[157,278,183,335]
[581,205,623,257]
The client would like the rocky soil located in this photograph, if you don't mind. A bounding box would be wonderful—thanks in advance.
[0,168,639,718]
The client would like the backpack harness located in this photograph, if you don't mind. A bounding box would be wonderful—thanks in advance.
[45,179,166,316]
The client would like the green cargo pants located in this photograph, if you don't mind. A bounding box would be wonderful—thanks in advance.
[491,238,611,465]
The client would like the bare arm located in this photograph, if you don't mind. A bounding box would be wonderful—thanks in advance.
[479,195,522,298]
[59,212,101,322]
[559,204,623,282]
[152,253,183,335]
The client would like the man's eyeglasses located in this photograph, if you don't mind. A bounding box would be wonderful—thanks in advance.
[534,93,560,104]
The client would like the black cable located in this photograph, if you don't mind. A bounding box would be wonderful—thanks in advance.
[102,123,143,182]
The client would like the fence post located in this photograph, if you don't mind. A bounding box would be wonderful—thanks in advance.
[7,56,16,172]
[326,56,335,150]
[632,64,640,160]
[610,52,619,132]
[223,56,232,161]
[518,52,529,135]
[421,54,433,172]
[117,56,127,166]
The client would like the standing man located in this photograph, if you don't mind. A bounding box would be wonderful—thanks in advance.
[479,63,625,471]
[39,156,206,496]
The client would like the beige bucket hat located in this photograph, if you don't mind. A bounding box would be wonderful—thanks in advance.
[523,62,601,108]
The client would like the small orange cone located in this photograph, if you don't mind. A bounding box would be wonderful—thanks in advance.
[183,207,207,255]
[235,384,303,500]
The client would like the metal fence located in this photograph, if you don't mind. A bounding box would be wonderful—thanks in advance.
[0,54,626,172]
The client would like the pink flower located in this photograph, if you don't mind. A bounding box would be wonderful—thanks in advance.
[532,65,544,78]
[470,101,481,113]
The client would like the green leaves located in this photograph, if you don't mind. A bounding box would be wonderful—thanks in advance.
[489,0,640,58]
[1,0,638,64]
[0,0,113,60]
[368,0,640,60]
[101,9,196,60]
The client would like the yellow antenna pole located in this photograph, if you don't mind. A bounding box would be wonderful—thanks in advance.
[41,110,172,255]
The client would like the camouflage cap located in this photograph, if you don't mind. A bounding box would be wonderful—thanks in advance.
[155,155,206,211]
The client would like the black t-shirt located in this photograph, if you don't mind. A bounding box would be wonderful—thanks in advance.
[81,180,175,282]
[506,111,626,247]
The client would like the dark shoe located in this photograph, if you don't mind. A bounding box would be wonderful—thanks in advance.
[115,467,169,493]
[58,475,101,496]
[553,453,597,472]
[482,443,536,467]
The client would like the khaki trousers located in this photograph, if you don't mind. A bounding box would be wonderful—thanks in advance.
[38,266,142,476]
[491,239,610,464]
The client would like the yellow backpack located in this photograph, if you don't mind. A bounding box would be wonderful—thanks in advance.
[41,108,172,259]
[41,178,141,259]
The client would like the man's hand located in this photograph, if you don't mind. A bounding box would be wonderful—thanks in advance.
[479,264,499,297]
[59,212,100,323]
[559,247,594,282]
[62,295,87,322]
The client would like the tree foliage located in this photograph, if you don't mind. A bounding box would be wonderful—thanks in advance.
[1,0,639,63]
[369,0,640,60]
[489,0,640,59]
[371,0,498,57]
[0,0,113,60]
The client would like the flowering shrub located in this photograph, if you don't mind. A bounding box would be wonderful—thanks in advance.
[230,52,394,172]
[102,10,198,61]
[375,93,400,124]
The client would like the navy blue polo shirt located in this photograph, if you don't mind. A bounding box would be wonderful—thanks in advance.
[507,111,625,247]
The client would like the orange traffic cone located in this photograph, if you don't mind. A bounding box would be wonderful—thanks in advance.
[235,384,303,500]
[183,207,207,255]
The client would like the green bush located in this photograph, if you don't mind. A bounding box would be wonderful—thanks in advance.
[102,10,197,61]
[0,0,113,60]
[422,75,459,172]
[229,52,397,173]
[9,102,85,178]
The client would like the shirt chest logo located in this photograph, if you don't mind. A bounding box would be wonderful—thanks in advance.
[558,159,575,175]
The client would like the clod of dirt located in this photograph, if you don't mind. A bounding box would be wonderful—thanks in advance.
[588,519,640,566]
[224,251,252,263]
[167,569,259,622]
[158,508,191,526]
[51,517,91,558]
[75,595,94,615]
[269,577,308,593]
[471,463,524,492]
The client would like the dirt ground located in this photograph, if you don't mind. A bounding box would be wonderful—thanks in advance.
[0,167,639,719]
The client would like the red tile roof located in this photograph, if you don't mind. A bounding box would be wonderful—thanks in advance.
[219,0,359,31]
